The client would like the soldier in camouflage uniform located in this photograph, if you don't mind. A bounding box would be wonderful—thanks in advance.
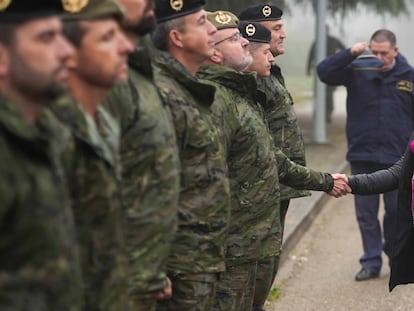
[55,1,133,309]
[238,5,311,310]
[103,0,180,309]
[0,1,83,309]
[151,1,232,310]
[198,16,276,310]
[198,13,346,311]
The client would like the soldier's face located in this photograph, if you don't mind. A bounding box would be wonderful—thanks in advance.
[260,19,286,56]
[3,17,74,102]
[119,0,156,35]
[68,18,133,89]
[369,40,398,72]
[246,43,274,79]
[179,10,217,61]
[214,28,252,71]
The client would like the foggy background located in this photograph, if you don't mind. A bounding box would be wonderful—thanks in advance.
[277,2,414,75]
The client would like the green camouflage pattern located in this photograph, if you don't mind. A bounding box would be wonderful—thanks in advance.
[152,51,231,275]
[197,65,334,259]
[103,39,180,302]
[253,256,276,311]
[257,64,310,201]
[51,98,127,311]
[156,273,218,311]
[197,64,280,263]
[212,261,257,311]
[259,145,334,259]
[0,94,82,310]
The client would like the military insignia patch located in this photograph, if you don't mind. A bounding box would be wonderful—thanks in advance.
[0,0,11,11]
[170,0,183,12]
[262,5,271,17]
[245,23,256,37]
[62,0,89,13]
[215,11,231,25]
[396,80,413,92]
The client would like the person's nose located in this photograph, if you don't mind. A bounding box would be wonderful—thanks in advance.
[57,34,75,62]
[268,52,275,64]
[280,28,286,39]
[207,19,217,36]
[119,32,134,55]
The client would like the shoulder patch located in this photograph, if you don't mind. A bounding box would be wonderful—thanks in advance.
[396,80,413,92]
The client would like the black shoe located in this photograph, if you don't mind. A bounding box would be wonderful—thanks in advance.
[355,268,379,281]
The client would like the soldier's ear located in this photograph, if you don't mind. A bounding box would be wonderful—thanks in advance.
[211,49,223,64]
[169,28,184,49]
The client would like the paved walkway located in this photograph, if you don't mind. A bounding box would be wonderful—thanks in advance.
[266,87,414,310]
[280,87,348,265]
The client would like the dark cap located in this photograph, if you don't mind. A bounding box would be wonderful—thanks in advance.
[238,3,283,22]
[207,10,238,30]
[62,0,124,21]
[155,0,205,23]
[239,21,271,43]
[0,0,63,23]
[350,50,384,80]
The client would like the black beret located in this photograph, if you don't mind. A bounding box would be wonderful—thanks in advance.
[155,0,205,23]
[0,0,63,23]
[350,50,384,80]
[238,3,283,22]
[239,21,271,43]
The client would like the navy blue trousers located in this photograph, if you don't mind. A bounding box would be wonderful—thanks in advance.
[350,161,399,273]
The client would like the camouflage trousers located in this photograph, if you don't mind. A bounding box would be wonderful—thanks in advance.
[253,200,290,311]
[156,273,218,311]
[252,256,279,311]
[212,260,257,311]
[129,297,157,311]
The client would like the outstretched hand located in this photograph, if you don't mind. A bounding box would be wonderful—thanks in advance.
[329,173,351,198]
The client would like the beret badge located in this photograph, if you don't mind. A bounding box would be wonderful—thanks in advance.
[245,23,256,37]
[62,0,89,13]
[170,0,183,12]
[215,11,232,25]
[0,0,12,11]
[262,5,272,17]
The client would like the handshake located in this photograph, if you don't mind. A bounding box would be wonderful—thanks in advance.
[329,174,351,198]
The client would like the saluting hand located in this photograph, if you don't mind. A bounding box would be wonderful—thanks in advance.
[350,42,368,56]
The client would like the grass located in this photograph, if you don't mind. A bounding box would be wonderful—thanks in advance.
[266,285,283,302]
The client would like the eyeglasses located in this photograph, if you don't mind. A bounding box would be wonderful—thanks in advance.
[214,32,242,46]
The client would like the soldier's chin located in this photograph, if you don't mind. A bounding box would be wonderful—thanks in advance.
[42,84,68,101]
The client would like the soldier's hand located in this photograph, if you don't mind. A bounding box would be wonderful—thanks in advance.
[155,277,172,300]
[350,42,368,56]
[329,173,351,197]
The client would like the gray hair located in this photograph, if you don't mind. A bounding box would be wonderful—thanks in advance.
[151,16,186,51]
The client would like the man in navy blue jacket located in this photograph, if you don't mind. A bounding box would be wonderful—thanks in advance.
[318,29,414,281]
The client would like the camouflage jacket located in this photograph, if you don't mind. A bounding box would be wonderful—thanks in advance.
[198,66,334,260]
[152,51,231,274]
[51,99,127,310]
[0,94,82,310]
[258,64,310,201]
[198,65,280,263]
[260,145,334,258]
[103,41,180,296]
